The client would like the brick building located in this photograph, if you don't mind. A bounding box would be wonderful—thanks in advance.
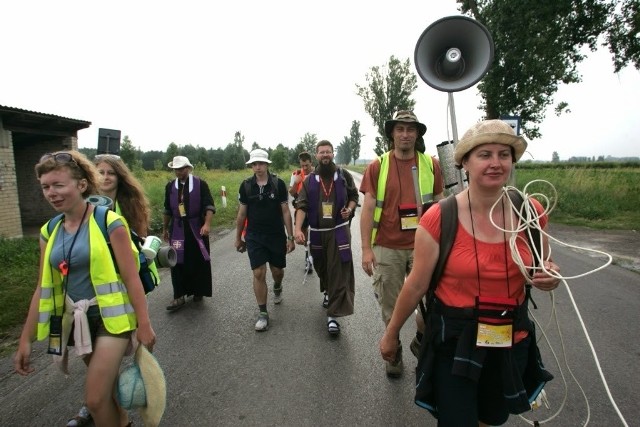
[0,105,91,238]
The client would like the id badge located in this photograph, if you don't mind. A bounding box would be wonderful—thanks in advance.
[322,202,333,219]
[476,322,513,348]
[47,315,63,355]
[398,203,418,230]
[178,203,186,217]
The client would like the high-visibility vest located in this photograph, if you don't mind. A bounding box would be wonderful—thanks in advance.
[36,209,138,341]
[371,151,435,245]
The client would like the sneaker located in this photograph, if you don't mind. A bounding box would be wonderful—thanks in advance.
[410,335,421,358]
[273,286,283,305]
[66,405,92,427]
[322,292,329,309]
[385,343,404,378]
[255,312,269,331]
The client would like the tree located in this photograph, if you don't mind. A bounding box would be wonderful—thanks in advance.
[336,136,352,165]
[552,151,560,162]
[270,144,289,172]
[299,132,318,154]
[356,55,417,155]
[119,135,138,169]
[165,142,179,166]
[348,120,362,164]
[458,0,639,139]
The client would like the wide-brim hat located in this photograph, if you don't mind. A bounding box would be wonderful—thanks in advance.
[167,155,193,169]
[384,110,427,140]
[454,119,528,166]
[117,345,166,427]
[246,148,272,164]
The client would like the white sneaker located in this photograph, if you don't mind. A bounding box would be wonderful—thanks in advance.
[273,287,283,305]
[255,312,269,331]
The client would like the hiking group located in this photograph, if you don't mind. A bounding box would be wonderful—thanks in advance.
[13,109,562,427]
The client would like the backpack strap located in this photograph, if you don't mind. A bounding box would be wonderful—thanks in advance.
[418,195,458,318]
[45,213,65,239]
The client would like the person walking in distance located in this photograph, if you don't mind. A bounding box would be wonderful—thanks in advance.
[360,110,444,377]
[293,140,359,335]
[163,156,215,310]
[235,149,295,331]
[289,151,315,274]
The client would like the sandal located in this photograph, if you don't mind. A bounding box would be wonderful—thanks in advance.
[66,405,92,427]
[166,296,185,311]
[327,319,340,335]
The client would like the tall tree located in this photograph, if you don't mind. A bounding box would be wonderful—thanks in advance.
[348,120,362,165]
[356,55,417,155]
[119,135,138,169]
[459,0,639,139]
[299,132,318,154]
[165,142,179,166]
[552,151,560,162]
[336,136,352,165]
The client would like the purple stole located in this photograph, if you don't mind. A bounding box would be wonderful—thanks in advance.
[307,170,351,263]
[169,175,211,263]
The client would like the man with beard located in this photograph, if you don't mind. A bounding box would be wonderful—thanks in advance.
[293,140,359,335]
[360,110,444,376]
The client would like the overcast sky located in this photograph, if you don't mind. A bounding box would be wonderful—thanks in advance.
[2,0,639,162]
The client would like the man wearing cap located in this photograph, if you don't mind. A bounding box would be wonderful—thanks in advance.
[235,149,295,331]
[360,110,444,377]
[163,156,215,310]
[289,151,315,274]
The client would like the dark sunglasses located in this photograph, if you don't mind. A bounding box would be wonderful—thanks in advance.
[39,152,78,165]
[94,154,121,161]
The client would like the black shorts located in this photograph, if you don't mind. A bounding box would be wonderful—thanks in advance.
[245,231,287,270]
[433,336,531,426]
[67,315,132,347]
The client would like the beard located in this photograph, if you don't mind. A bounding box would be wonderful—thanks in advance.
[318,161,336,178]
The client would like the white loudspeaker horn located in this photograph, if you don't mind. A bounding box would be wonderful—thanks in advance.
[414,16,494,92]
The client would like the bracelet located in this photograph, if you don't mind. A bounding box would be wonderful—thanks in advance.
[287,235,294,241]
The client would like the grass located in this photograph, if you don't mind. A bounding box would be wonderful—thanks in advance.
[2,164,638,352]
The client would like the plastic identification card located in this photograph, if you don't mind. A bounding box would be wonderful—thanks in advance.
[322,202,333,219]
[178,203,186,217]
[476,322,513,347]
[398,203,418,230]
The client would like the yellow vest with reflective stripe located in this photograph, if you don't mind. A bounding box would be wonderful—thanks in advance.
[371,151,435,245]
[36,210,138,341]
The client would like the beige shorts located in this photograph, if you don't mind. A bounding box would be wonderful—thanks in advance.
[371,246,413,324]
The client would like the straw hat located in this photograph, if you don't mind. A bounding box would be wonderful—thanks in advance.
[246,148,272,164]
[167,155,193,169]
[454,119,527,166]
[117,346,166,427]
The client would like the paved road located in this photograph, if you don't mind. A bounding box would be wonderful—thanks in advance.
[1,174,637,426]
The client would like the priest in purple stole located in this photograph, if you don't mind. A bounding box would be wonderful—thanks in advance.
[162,156,215,310]
[293,140,359,335]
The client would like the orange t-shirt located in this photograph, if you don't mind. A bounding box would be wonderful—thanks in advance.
[360,153,443,249]
[420,198,547,307]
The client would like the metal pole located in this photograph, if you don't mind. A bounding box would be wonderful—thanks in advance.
[448,92,466,195]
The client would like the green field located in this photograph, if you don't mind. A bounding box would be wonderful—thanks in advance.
[1,165,638,351]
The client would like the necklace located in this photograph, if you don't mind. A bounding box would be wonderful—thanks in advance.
[467,191,511,296]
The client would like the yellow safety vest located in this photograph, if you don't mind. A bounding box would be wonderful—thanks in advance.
[36,210,138,340]
[371,151,435,245]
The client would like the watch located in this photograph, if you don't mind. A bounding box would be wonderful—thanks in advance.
[287,235,294,241]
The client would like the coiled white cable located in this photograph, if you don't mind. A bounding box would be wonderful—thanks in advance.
[486,181,627,426]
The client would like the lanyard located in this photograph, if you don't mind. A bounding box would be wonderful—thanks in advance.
[54,202,89,313]
[320,177,334,202]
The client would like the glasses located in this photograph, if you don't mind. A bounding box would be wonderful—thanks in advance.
[317,151,333,156]
[95,154,121,161]
[39,152,78,165]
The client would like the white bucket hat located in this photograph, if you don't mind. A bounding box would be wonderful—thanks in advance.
[167,155,193,169]
[246,149,272,164]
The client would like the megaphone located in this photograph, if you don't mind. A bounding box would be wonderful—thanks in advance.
[414,16,494,92]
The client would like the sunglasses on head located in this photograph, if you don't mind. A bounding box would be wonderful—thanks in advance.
[94,154,121,161]
[39,152,78,165]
